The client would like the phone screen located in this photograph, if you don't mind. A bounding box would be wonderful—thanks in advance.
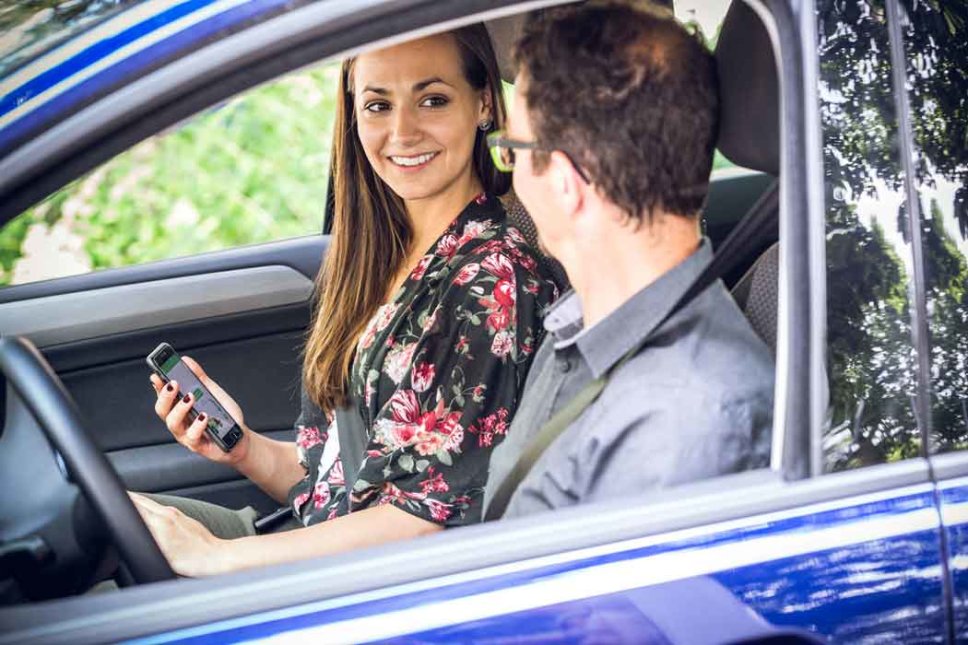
[157,352,236,442]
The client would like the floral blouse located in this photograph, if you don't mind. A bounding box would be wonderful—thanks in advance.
[287,194,558,527]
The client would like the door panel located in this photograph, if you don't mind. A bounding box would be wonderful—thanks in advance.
[928,454,968,641]
[125,465,947,643]
[0,236,327,509]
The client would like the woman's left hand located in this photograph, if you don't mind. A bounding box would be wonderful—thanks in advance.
[129,493,226,577]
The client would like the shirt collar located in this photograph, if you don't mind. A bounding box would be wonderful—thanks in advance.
[547,238,713,378]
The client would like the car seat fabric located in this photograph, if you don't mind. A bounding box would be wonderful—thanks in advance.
[501,192,571,291]
[731,242,778,354]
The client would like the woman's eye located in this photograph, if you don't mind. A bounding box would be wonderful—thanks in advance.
[364,101,390,113]
[420,95,449,108]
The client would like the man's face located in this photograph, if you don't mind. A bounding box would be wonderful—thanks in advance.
[509,73,567,257]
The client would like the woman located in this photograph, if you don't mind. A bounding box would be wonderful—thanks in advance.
[132,25,557,577]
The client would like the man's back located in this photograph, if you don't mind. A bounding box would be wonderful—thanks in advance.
[484,241,774,517]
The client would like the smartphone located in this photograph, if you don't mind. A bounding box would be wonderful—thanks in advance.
[146,342,243,452]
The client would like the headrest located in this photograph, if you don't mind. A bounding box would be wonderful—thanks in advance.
[714,1,779,175]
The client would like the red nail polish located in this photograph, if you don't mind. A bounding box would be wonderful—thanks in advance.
[165,383,174,392]
[198,413,206,422]
[183,394,191,403]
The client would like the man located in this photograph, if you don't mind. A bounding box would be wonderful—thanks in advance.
[483,2,774,519]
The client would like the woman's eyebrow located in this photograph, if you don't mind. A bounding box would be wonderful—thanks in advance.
[413,77,451,91]
[361,77,453,95]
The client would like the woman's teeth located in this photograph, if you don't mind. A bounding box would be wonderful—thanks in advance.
[390,152,438,167]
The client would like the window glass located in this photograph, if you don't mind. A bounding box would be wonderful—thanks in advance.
[818,0,923,471]
[896,0,968,453]
[0,62,338,287]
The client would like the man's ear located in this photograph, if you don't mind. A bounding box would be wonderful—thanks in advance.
[549,150,584,218]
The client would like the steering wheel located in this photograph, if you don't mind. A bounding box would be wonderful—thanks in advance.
[0,335,174,586]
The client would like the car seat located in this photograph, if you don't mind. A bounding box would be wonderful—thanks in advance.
[714,0,781,354]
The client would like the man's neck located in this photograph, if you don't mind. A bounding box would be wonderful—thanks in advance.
[569,210,701,329]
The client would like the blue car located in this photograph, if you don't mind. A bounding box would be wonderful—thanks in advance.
[0,0,965,642]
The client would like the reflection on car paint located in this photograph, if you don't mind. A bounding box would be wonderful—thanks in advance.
[142,485,942,643]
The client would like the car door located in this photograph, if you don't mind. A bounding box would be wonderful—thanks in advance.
[0,0,954,642]
[0,2,335,513]
[887,0,968,639]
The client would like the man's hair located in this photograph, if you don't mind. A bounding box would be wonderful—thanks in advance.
[514,1,719,222]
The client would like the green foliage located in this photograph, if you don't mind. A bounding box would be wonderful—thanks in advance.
[0,63,338,286]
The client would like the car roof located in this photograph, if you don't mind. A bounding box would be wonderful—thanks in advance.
[0,0,309,157]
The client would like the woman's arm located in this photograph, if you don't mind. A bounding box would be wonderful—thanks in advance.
[233,431,305,504]
[131,493,440,576]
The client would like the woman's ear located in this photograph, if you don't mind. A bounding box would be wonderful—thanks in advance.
[479,85,494,123]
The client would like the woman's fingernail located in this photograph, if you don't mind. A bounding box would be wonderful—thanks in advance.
[198,413,206,422]
[165,383,174,392]
[182,394,191,403]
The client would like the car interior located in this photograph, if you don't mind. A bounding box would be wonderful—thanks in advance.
[0,0,797,631]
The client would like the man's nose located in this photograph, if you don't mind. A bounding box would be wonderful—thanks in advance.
[391,106,421,144]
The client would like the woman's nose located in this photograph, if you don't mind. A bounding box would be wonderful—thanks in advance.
[390,106,421,143]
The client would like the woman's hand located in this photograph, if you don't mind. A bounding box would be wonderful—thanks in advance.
[129,493,227,577]
[150,356,250,467]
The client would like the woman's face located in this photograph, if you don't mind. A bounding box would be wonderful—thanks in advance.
[352,34,490,206]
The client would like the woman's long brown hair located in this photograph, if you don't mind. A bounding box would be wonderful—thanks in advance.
[303,24,510,412]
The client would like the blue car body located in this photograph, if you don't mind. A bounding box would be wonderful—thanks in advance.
[0,0,965,643]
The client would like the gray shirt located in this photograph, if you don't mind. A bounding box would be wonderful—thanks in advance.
[483,239,774,519]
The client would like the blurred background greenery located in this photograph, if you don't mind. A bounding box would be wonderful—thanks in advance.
[0,63,339,286]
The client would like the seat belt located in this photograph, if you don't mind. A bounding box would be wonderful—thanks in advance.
[334,402,369,496]
[484,180,779,521]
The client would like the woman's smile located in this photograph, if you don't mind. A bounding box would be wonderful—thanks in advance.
[388,151,440,170]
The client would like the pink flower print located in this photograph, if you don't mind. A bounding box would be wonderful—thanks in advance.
[374,303,401,333]
[327,460,345,486]
[513,250,537,273]
[293,492,310,514]
[379,482,413,506]
[455,335,470,354]
[327,507,340,521]
[491,330,514,357]
[506,226,527,246]
[436,234,459,258]
[385,342,416,384]
[453,263,480,286]
[482,253,515,280]
[410,255,432,281]
[486,306,511,333]
[313,480,332,509]
[389,389,422,423]
[412,362,436,393]
[425,498,453,522]
[458,220,490,246]
[474,192,488,205]
[422,307,440,333]
[296,426,324,450]
[419,467,450,494]
[493,278,517,309]
[374,391,464,456]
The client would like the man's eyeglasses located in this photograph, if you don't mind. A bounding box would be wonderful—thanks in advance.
[486,130,590,183]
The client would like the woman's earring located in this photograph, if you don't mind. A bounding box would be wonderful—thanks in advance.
[478,119,493,132]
